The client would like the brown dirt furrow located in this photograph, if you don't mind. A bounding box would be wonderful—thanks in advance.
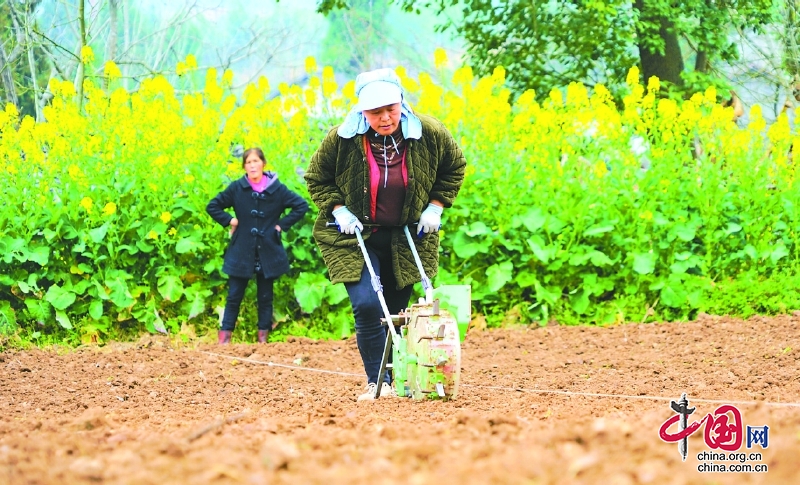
[1,314,798,484]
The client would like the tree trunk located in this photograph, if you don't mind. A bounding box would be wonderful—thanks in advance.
[122,0,130,90]
[695,51,708,73]
[634,0,685,87]
[25,32,41,120]
[23,8,42,121]
[786,0,800,83]
[74,0,86,111]
[105,0,119,90]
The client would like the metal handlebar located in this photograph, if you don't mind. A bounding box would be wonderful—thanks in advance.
[325,222,418,228]
[326,221,434,304]
[352,230,399,341]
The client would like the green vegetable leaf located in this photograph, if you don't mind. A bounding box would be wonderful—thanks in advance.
[45,285,77,310]
[89,222,110,243]
[55,310,73,329]
[294,272,327,313]
[486,261,513,292]
[157,274,184,302]
[583,224,614,237]
[632,252,656,275]
[520,208,546,232]
[89,300,104,320]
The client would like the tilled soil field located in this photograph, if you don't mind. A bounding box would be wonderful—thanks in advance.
[1,314,799,484]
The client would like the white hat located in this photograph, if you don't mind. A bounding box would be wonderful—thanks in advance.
[354,68,403,111]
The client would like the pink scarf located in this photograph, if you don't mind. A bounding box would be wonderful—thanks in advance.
[248,172,276,193]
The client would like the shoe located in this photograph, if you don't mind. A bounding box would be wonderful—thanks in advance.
[218,330,232,344]
[357,383,378,401]
[357,382,396,401]
[380,382,397,398]
[257,330,269,343]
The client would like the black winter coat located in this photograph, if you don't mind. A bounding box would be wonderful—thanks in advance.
[206,172,308,279]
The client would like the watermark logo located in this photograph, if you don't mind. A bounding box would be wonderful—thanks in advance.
[659,394,769,473]
[747,425,769,449]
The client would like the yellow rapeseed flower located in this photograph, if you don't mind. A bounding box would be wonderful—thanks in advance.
[80,45,95,64]
[168,227,177,236]
[549,88,563,107]
[657,98,678,120]
[305,56,317,75]
[4,102,18,118]
[185,54,198,70]
[222,69,234,86]
[80,196,93,212]
[748,104,766,133]
[220,95,236,114]
[566,82,588,107]
[646,76,660,93]
[592,161,607,178]
[257,76,270,93]
[703,86,717,105]
[434,47,448,69]
[148,230,158,240]
[625,66,640,87]
[59,79,76,97]
[304,88,318,108]
[591,84,612,107]
[103,202,117,216]
[516,90,536,109]
[342,80,355,100]
[491,66,506,85]
[322,80,338,98]
[160,212,172,224]
[104,61,122,80]
[768,112,791,144]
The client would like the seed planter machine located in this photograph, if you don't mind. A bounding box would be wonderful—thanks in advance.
[352,225,470,400]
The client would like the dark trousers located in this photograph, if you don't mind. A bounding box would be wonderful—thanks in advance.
[345,230,413,385]
[221,273,275,331]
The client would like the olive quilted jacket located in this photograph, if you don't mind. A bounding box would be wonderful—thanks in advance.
[305,114,466,288]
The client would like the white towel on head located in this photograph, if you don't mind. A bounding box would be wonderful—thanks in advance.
[337,68,422,140]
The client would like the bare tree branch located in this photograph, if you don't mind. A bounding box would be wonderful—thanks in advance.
[7,0,322,107]
[0,43,19,106]
[8,0,45,119]
[31,27,81,62]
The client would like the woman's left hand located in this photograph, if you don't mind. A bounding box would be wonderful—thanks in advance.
[418,202,443,236]
[275,225,281,232]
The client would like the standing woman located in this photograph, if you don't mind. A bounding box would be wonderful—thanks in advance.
[305,68,466,400]
[207,148,308,344]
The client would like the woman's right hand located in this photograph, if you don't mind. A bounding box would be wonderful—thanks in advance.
[332,206,363,234]
[229,218,238,236]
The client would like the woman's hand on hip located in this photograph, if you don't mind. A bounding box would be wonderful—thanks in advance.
[229,218,238,236]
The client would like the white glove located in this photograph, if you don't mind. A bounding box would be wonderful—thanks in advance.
[417,203,443,237]
[332,206,363,235]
